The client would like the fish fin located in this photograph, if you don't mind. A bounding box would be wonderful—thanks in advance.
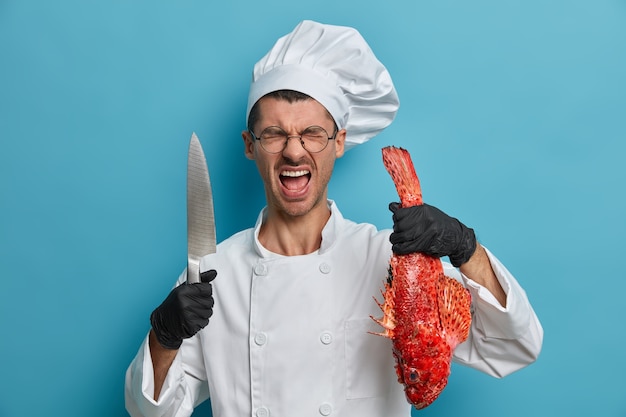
[370,282,396,338]
[436,274,472,349]
[368,324,394,339]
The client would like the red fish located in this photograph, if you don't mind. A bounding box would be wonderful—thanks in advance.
[372,146,472,409]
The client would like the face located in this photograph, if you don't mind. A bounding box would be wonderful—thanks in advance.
[242,97,346,218]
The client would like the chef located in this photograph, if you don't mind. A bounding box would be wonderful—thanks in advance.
[125,20,543,417]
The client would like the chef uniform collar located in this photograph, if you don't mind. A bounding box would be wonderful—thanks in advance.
[253,200,342,257]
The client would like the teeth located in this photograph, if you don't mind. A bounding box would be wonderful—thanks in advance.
[281,170,310,177]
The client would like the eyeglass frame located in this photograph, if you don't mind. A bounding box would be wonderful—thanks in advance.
[248,125,338,154]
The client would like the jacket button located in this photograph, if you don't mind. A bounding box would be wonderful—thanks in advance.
[320,332,333,345]
[254,333,267,346]
[254,263,268,276]
[319,263,331,274]
[256,406,269,417]
[319,403,333,416]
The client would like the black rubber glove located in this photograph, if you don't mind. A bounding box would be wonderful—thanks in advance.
[389,202,477,267]
[150,269,217,349]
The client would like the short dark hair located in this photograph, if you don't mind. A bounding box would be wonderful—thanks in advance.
[247,90,337,132]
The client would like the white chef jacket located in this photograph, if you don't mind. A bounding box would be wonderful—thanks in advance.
[125,201,543,417]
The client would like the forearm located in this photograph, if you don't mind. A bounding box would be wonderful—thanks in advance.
[459,243,507,307]
[149,329,178,401]
[451,247,543,376]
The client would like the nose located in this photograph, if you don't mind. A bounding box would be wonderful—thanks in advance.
[282,134,307,158]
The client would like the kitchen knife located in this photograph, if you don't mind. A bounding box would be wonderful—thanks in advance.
[186,132,216,284]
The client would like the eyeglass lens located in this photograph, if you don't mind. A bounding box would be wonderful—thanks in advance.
[257,126,334,153]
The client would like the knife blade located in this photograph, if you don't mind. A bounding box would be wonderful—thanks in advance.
[186,132,216,284]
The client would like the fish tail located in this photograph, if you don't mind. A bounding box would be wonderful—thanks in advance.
[382,146,423,207]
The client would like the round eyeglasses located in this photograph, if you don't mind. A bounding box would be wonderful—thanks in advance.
[249,125,337,154]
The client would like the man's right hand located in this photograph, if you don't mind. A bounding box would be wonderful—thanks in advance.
[150,269,217,350]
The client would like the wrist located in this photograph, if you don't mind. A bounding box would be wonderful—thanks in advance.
[459,245,507,307]
[448,225,476,267]
[150,310,183,350]
[149,329,180,352]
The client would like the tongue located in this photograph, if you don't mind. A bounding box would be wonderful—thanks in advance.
[281,175,309,191]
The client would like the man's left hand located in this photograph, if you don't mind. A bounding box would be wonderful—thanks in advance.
[389,202,477,267]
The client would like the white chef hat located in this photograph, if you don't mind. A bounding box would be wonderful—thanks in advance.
[246,20,399,151]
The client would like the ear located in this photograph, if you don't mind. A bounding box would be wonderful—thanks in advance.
[242,130,255,160]
[334,129,346,158]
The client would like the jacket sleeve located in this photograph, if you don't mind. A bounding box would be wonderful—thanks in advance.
[124,275,210,417]
[447,247,543,378]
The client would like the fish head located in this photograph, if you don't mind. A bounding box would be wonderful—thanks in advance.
[393,336,452,409]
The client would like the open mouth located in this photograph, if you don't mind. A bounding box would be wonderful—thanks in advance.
[280,169,311,192]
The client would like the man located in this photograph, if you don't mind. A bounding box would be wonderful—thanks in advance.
[125,20,542,417]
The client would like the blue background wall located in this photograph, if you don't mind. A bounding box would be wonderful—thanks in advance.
[1,1,625,416]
